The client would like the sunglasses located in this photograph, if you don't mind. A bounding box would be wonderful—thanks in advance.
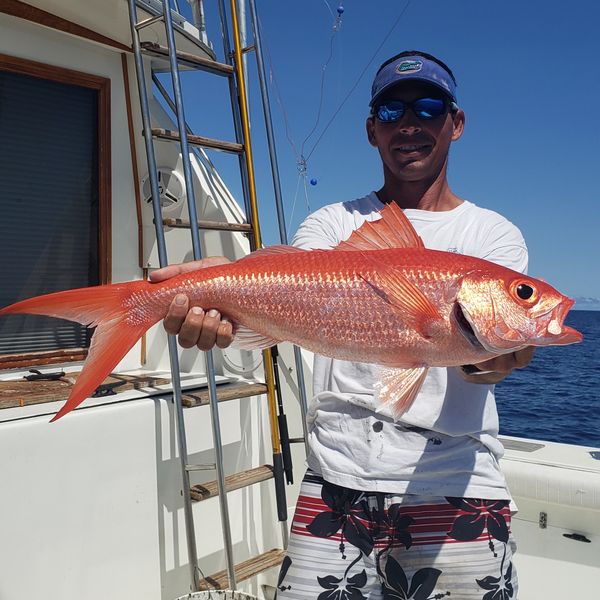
[373,98,458,123]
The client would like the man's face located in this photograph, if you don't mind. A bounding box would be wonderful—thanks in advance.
[366,82,465,184]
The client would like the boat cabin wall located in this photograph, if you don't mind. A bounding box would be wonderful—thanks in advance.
[0,7,257,381]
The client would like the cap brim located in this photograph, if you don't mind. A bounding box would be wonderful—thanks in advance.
[370,77,456,107]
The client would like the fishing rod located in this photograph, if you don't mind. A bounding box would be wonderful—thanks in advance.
[271,344,294,484]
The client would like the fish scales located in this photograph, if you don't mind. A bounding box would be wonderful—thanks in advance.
[157,247,482,366]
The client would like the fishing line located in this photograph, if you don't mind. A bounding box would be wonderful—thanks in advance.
[261,35,307,234]
[264,40,300,160]
[287,168,304,233]
[262,1,412,231]
[302,167,312,216]
[321,0,335,20]
[304,0,412,162]
[298,3,345,158]
[259,3,345,232]
[258,6,343,166]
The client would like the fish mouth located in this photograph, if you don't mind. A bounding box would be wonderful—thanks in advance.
[454,297,583,350]
[554,325,583,345]
[539,298,583,346]
[453,303,485,350]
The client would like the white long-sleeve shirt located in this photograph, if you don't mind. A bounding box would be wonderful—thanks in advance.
[292,192,528,499]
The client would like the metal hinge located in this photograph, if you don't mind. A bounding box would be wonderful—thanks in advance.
[539,511,548,529]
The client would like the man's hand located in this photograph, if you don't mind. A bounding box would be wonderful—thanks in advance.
[458,347,535,384]
[150,257,234,350]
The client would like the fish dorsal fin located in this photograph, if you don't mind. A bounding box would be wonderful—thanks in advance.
[336,201,424,251]
[238,245,307,262]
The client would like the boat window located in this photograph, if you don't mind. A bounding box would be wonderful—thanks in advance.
[0,56,110,370]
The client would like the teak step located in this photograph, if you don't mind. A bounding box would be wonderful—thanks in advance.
[151,128,243,154]
[191,464,274,502]
[198,548,286,590]
[163,218,253,233]
[140,41,233,76]
[182,381,267,408]
[0,373,169,411]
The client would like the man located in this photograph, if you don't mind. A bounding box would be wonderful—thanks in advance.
[151,51,532,599]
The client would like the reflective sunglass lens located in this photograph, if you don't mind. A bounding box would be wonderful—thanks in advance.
[375,98,447,122]
[377,102,405,122]
[413,98,446,118]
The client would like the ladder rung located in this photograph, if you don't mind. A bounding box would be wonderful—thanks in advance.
[140,42,234,76]
[135,15,164,30]
[163,218,253,233]
[198,548,286,591]
[151,128,243,154]
[182,381,267,408]
[191,464,274,502]
[185,463,216,472]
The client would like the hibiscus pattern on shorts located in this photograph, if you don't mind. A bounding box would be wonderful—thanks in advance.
[445,497,510,557]
[380,557,450,600]
[277,474,517,600]
[476,545,515,600]
[306,481,374,557]
[316,552,368,600]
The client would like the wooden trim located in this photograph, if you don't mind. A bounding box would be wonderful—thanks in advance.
[0,54,112,369]
[0,52,111,88]
[0,372,169,410]
[97,74,112,285]
[140,269,149,365]
[121,53,144,270]
[0,0,131,52]
[0,349,88,371]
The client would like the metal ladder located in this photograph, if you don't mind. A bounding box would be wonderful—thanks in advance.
[127,0,309,594]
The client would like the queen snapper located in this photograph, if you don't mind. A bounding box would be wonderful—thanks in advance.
[0,202,582,422]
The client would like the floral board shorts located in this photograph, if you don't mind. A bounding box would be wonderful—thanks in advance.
[276,470,518,600]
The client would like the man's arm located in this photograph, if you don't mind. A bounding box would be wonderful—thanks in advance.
[149,257,234,350]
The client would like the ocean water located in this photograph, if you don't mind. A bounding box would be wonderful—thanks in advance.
[496,310,600,448]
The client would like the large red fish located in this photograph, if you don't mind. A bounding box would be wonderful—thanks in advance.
[0,203,582,421]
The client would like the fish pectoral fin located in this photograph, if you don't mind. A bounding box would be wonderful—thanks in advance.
[231,324,281,350]
[335,201,424,251]
[359,258,444,338]
[374,366,429,420]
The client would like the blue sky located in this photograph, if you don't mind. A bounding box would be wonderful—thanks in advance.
[174,0,600,299]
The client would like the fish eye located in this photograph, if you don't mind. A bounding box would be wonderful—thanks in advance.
[516,283,534,300]
[510,280,539,305]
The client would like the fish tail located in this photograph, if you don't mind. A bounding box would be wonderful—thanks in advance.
[0,281,160,421]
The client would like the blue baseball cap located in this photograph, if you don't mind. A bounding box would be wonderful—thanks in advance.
[370,53,457,107]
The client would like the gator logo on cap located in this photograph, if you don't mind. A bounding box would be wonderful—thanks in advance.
[396,60,423,75]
